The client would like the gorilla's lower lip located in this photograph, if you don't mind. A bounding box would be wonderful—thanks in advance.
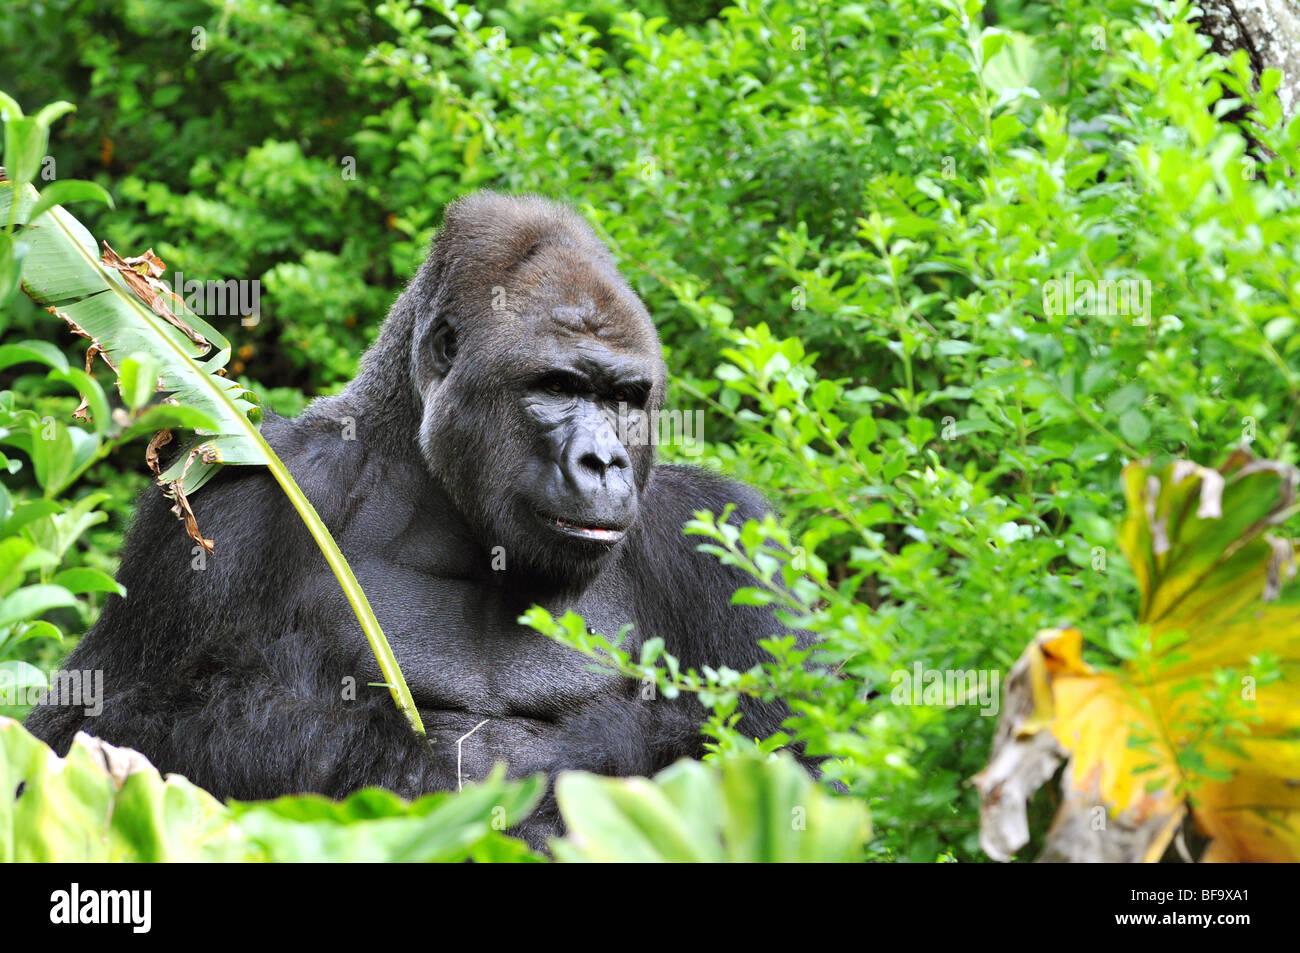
[551,518,627,543]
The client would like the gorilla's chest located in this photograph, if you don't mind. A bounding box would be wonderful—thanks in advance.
[314,558,640,720]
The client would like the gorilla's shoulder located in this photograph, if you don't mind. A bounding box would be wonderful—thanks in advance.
[642,460,764,520]
[626,466,781,649]
[268,400,383,499]
[261,401,359,467]
[640,464,772,545]
[184,400,376,534]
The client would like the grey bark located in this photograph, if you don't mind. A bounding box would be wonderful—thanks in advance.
[1199,0,1300,121]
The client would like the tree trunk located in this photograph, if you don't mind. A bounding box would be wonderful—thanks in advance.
[1198,0,1300,121]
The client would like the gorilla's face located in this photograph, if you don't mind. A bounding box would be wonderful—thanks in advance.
[411,197,665,588]
[514,333,655,550]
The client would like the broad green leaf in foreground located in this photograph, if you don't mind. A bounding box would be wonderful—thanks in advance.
[0,715,235,862]
[975,449,1300,862]
[0,717,542,862]
[552,752,870,862]
[230,772,546,863]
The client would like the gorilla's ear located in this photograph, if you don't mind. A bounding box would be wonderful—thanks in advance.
[428,318,458,376]
[412,313,457,396]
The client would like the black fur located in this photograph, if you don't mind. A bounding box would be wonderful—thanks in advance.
[25,193,806,847]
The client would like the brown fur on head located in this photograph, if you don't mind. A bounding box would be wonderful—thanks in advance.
[410,192,663,395]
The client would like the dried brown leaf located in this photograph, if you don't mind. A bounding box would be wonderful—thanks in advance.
[167,479,214,554]
[100,242,210,349]
[145,429,173,475]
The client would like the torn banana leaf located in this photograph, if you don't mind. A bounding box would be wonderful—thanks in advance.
[975,449,1300,862]
[1,174,424,737]
[0,176,263,549]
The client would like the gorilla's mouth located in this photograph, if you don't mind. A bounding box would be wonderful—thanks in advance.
[550,518,627,544]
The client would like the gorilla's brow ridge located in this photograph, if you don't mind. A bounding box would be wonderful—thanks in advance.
[548,302,596,332]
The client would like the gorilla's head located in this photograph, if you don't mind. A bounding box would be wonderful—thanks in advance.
[367,193,666,587]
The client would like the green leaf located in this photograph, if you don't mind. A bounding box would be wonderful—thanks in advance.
[731,586,776,606]
[849,413,878,451]
[118,353,158,412]
[30,101,75,130]
[52,568,124,597]
[3,117,48,187]
[1264,316,1295,343]
[0,717,235,861]
[0,180,261,493]
[2,499,60,536]
[0,719,543,861]
[27,179,114,224]
[0,537,35,598]
[0,584,76,629]
[14,620,61,645]
[0,340,68,373]
[26,416,75,494]
[1118,408,1150,445]
[125,402,221,437]
[554,753,870,862]
[47,367,111,434]
[981,30,1008,63]
[229,765,544,862]
[982,31,1043,101]
[0,661,47,694]
[0,231,29,306]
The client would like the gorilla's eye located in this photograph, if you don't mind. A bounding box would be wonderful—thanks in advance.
[610,382,650,408]
[539,372,584,397]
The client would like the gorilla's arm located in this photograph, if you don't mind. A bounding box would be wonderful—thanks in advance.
[641,464,808,731]
[540,464,806,773]
[31,631,456,800]
[24,444,456,801]
[506,464,807,839]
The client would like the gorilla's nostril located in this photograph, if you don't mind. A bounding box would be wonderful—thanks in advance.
[580,451,611,474]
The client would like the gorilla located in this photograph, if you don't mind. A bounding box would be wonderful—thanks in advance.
[26,192,807,846]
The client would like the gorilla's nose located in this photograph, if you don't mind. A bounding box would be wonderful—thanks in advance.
[571,443,632,493]
[578,441,630,487]
[561,423,635,520]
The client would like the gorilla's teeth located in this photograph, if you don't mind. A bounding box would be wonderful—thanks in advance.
[554,518,623,541]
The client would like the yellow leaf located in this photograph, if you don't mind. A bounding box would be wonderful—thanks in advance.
[976,449,1300,862]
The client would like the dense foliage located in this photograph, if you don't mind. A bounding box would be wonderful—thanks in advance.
[2,0,1298,861]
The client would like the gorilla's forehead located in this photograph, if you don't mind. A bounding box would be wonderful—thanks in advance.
[564,334,645,368]
[546,302,602,333]
[513,296,658,353]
